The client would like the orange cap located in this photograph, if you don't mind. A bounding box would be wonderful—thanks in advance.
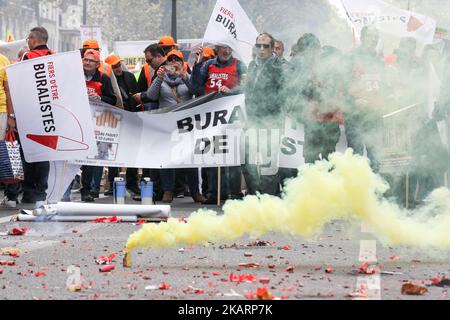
[158,36,178,47]
[203,47,216,58]
[83,49,101,62]
[166,49,184,61]
[105,54,122,66]
[83,39,100,49]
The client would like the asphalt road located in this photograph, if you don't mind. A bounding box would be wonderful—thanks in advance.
[0,190,449,301]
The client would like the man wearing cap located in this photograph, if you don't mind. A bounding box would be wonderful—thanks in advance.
[158,36,178,57]
[191,44,247,204]
[80,49,117,202]
[134,44,167,111]
[82,39,124,109]
[104,54,141,196]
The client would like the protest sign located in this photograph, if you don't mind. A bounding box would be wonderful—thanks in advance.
[6,51,97,163]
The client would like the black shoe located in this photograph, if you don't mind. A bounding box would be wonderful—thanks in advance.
[90,191,100,199]
[104,190,113,196]
[202,197,218,205]
[81,194,95,202]
[228,193,244,200]
[21,198,35,204]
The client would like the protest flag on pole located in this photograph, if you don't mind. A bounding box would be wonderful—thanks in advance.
[340,0,436,45]
[202,0,258,65]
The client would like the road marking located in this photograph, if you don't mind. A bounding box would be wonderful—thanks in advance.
[359,240,377,263]
[354,224,381,300]
[355,274,381,300]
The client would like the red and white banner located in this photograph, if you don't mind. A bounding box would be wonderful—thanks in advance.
[341,0,436,45]
[203,0,258,65]
[6,51,97,163]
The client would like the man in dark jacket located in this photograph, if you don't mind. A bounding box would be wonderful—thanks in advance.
[20,27,54,207]
[104,54,141,196]
[80,49,117,202]
[243,32,285,196]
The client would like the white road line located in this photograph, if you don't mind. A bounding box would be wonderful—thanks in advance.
[361,222,375,234]
[355,274,382,300]
[359,240,377,263]
[355,224,381,300]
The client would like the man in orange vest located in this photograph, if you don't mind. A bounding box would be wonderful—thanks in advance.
[19,27,54,207]
[81,39,123,109]
[137,44,156,108]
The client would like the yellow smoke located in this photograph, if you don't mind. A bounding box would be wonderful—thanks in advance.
[125,150,450,254]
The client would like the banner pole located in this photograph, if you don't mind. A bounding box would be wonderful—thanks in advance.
[405,171,409,209]
[217,167,221,207]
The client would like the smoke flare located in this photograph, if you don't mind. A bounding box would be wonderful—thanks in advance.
[125,150,450,256]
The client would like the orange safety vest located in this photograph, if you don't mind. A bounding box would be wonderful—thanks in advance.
[144,63,152,87]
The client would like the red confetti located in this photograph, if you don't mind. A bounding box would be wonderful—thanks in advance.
[212,272,221,276]
[96,253,116,265]
[229,272,256,284]
[7,227,30,236]
[358,262,379,275]
[259,278,270,284]
[137,219,146,225]
[281,245,292,251]
[183,286,204,294]
[389,256,400,261]
[94,216,121,223]
[239,263,260,268]
[0,260,15,266]
[325,267,335,274]
[256,287,274,300]
[99,265,115,272]
[285,266,295,273]
[35,272,46,277]
[159,282,170,290]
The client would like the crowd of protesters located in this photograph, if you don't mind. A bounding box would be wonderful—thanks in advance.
[2,25,450,209]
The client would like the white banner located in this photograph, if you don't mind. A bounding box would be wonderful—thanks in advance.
[341,0,436,45]
[6,51,97,163]
[69,95,324,170]
[203,0,258,65]
[72,95,245,168]
[0,39,27,62]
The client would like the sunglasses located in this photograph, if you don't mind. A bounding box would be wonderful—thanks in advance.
[255,44,271,49]
[167,56,182,62]
[83,58,99,64]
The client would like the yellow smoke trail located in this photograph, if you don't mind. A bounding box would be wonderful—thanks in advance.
[125,150,450,255]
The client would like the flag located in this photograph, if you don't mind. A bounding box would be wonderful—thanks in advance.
[341,0,436,45]
[5,51,96,163]
[202,0,258,65]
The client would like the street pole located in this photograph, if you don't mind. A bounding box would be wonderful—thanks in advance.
[83,0,87,25]
[171,0,177,42]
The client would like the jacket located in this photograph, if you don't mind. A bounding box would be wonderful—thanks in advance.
[86,70,117,106]
[191,56,246,96]
[145,73,194,110]
[245,55,285,126]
